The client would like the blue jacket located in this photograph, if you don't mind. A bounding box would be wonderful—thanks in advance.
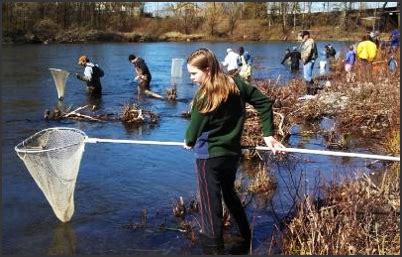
[344,50,356,65]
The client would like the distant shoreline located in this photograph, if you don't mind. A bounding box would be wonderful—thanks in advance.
[2,29,373,45]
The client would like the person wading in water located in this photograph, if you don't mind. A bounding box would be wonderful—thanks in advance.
[76,55,104,97]
[128,54,163,99]
[184,48,285,254]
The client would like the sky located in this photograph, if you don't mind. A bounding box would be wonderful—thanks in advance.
[144,2,398,15]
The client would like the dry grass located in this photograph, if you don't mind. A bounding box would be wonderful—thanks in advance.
[241,49,400,154]
[261,48,400,255]
[281,164,400,255]
[247,163,276,194]
[299,49,400,144]
[241,78,307,157]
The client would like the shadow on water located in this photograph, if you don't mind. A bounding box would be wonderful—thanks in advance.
[47,223,77,255]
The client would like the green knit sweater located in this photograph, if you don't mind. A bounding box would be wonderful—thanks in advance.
[185,77,274,159]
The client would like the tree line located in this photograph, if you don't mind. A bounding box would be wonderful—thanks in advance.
[2,2,396,40]
[2,2,144,32]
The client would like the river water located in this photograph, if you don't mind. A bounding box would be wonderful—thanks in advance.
[2,41,375,255]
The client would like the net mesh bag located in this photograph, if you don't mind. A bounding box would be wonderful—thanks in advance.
[15,127,87,222]
[49,68,69,100]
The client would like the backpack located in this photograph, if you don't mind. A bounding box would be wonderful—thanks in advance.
[92,64,104,78]
[312,43,319,60]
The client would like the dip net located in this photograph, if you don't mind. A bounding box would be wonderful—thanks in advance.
[49,68,69,101]
[15,127,87,222]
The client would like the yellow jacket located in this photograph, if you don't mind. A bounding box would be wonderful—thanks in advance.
[356,40,377,61]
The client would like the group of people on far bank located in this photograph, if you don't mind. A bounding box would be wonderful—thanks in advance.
[280,28,399,95]
[342,28,399,83]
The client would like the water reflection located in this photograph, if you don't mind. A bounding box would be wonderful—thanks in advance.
[47,223,76,255]
[123,122,144,134]
[86,95,103,111]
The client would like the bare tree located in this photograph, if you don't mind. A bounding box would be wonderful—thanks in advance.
[167,2,200,34]
[225,2,243,35]
[204,2,223,36]
[242,2,268,19]
[291,2,301,31]
[334,2,349,31]
[267,2,280,29]
[280,2,289,34]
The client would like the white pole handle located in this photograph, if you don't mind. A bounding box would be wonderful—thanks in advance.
[85,137,185,146]
[84,137,400,162]
[254,146,400,162]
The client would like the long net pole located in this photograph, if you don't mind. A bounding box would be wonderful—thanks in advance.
[85,138,400,162]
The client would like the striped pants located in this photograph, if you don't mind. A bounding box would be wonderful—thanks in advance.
[195,156,251,245]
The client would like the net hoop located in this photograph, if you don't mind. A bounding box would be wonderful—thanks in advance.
[14,127,87,222]
[15,127,88,154]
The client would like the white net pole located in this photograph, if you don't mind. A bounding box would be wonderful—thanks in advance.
[85,137,400,161]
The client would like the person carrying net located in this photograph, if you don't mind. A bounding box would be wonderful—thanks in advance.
[76,55,104,97]
[184,48,285,254]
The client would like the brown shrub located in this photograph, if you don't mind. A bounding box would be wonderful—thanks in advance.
[281,166,400,255]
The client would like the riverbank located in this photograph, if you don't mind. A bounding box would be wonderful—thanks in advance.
[245,50,400,254]
[2,21,386,45]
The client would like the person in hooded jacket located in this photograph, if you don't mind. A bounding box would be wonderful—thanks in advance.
[76,55,103,96]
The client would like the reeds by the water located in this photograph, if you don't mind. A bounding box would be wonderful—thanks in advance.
[267,48,400,255]
[242,48,400,154]
[280,164,400,255]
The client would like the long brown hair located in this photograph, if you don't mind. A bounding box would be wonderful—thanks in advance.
[187,48,239,113]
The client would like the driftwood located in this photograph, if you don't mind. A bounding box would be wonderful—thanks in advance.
[44,104,159,126]
[144,89,164,100]
[63,105,105,122]
[44,105,107,122]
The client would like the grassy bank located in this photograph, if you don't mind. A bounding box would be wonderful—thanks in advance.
[280,162,400,255]
[244,49,400,255]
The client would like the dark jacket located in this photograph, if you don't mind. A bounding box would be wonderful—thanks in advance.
[325,47,336,58]
[282,50,301,71]
[77,62,102,96]
[133,57,152,82]
[185,76,274,159]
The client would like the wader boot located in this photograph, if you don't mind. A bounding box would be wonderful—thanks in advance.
[306,80,316,95]
[199,233,224,255]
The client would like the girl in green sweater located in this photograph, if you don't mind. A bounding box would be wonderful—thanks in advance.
[184,48,284,254]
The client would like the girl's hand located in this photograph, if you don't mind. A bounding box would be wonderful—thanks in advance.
[263,136,286,155]
[183,140,193,150]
